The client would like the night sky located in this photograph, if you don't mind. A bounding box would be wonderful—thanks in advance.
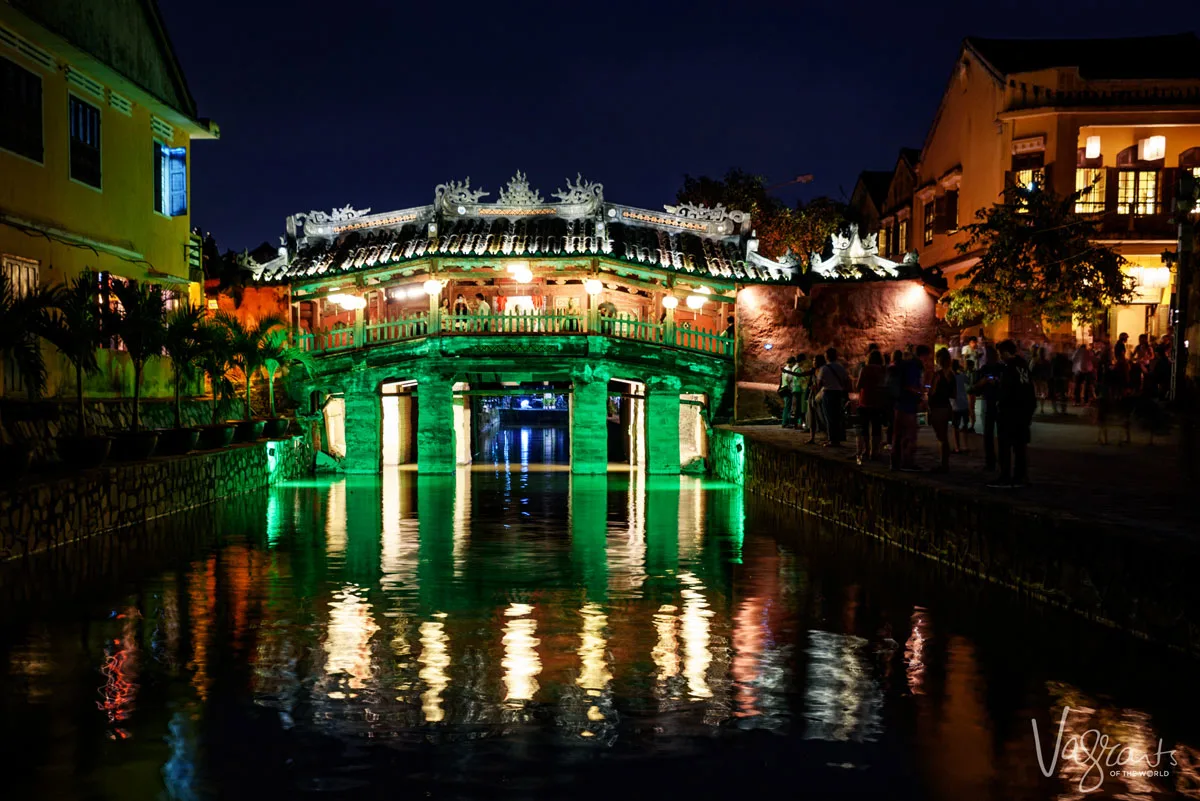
[157,0,1199,252]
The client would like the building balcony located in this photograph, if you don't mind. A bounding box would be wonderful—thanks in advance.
[1090,208,1177,240]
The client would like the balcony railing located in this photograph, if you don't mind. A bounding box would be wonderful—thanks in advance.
[295,309,734,358]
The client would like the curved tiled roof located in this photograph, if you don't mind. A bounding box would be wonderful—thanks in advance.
[256,210,790,285]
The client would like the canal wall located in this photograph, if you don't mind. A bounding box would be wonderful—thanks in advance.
[0,434,314,566]
[711,427,1200,657]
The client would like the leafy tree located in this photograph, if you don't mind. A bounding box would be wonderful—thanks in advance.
[0,276,57,438]
[946,180,1132,325]
[44,271,104,437]
[260,328,314,418]
[675,169,845,263]
[162,303,208,429]
[195,318,234,425]
[216,312,287,420]
[106,281,167,432]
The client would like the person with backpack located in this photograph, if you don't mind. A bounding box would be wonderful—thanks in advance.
[990,339,1036,488]
[815,347,851,447]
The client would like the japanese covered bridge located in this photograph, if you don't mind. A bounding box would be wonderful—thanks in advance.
[251,172,797,475]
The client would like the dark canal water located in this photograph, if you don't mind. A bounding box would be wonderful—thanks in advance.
[2,461,1199,800]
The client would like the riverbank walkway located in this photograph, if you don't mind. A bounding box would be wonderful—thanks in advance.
[727,406,1197,537]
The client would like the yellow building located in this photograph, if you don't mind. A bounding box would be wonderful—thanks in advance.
[912,34,1200,346]
[0,0,218,398]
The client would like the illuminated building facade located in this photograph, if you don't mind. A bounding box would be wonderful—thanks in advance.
[0,0,218,399]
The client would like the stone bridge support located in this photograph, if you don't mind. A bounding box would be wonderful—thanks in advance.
[645,375,681,475]
[342,372,382,475]
[570,365,610,475]
[417,371,457,475]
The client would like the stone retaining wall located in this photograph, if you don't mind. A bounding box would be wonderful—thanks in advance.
[0,434,314,566]
[712,427,1200,657]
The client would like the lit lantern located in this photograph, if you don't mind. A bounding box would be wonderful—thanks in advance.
[514,267,533,284]
[661,295,679,310]
[423,279,443,296]
[685,294,706,310]
[584,279,603,295]
[1085,135,1101,160]
[328,293,366,310]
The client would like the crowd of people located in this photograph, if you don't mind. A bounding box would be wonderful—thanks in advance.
[776,329,1171,488]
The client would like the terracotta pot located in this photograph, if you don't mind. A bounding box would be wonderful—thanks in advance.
[262,417,292,439]
[0,443,33,484]
[233,419,266,443]
[110,430,159,461]
[197,424,236,450]
[57,435,113,469]
[156,427,200,456]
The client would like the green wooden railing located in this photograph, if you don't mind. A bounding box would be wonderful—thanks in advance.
[296,311,730,358]
[365,314,429,343]
[297,328,355,352]
[674,326,734,356]
[441,311,585,333]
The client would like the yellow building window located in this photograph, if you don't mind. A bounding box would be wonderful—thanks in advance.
[923,201,935,245]
[1117,170,1157,215]
[897,219,908,251]
[878,226,889,257]
[1074,168,1106,213]
[1013,169,1043,213]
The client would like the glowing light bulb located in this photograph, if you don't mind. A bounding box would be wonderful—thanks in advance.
[584,279,603,295]
[685,294,706,310]
[662,296,678,310]
[423,279,443,296]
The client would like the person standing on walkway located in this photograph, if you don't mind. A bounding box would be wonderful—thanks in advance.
[971,345,1004,472]
[952,359,972,453]
[891,348,925,471]
[854,349,887,464]
[884,349,904,451]
[990,339,1036,488]
[927,348,955,472]
[816,348,851,447]
[1071,340,1096,405]
[806,354,826,444]
[791,353,809,430]
[779,356,797,429]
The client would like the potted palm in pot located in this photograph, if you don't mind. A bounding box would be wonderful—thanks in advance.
[260,326,315,438]
[158,302,207,455]
[217,312,286,442]
[0,275,56,482]
[106,280,165,460]
[47,271,111,468]
[195,318,237,449]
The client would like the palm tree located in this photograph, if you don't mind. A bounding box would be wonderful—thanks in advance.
[195,318,234,425]
[260,327,315,418]
[216,312,286,421]
[107,280,166,432]
[0,275,57,437]
[162,303,207,429]
[43,271,103,437]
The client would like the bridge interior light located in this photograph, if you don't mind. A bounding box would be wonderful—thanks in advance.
[423,279,444,296]
[685,294,707,310]
[328,293,367,310]
[661,295,678,310]
[514,267,533,284]
[407,285,426,299]
[584,279,603,295]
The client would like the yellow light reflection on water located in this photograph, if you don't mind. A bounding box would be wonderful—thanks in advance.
[652,604,680,691]
[323,585,379,691]
[576,603,611,696]
[502,603,541,704]
[679,573,713,699]
[418,618,450,722]
[325,479,347,558]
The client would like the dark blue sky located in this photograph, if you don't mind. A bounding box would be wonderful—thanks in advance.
[158,0,1198,251]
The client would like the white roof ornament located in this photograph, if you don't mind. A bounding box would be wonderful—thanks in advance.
[497,171,544,205]
[551,173,604,206]
[330,204,371,222]
[809,224,904,279]
[662,201,748,224]
[435,178,490,211]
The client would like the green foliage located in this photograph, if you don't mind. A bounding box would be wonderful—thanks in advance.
[163,303,208,428]
[106,280,167,432]
[946,179,1132,325]
[0,275,57,406]
[216,312,287,420]
[195,317,235,425]
[261,327,315,417]
[676,169,845,264]
[44,271,105,436]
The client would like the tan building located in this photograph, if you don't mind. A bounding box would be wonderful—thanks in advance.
[911,34,1200,346]
[0,0,218,399]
